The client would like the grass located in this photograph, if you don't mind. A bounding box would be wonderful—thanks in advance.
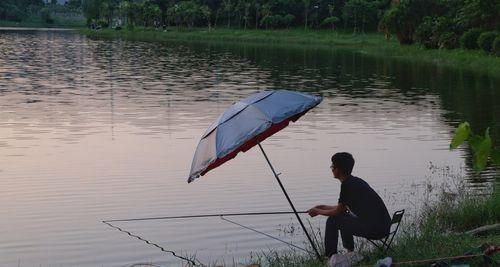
[0,16,85,28]
[82,27,500,79]
[361,186,500,266]
[236,180,500,267]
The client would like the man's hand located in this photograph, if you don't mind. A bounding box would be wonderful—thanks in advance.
[308,204,344,217]
[307,207,319,217]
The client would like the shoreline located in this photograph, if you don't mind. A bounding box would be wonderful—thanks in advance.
[82,27,500,80]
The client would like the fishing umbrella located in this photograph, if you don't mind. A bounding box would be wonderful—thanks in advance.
[188,90,323,258]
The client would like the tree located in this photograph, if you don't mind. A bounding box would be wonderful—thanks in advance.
[140,1,161,27]
[222,0,233,27]
[322,3,339,30]
[200,4,211,30]
[66,0,82,10]
[167,0,203,28]
[253,0,260,29]
[40,7,53,23]
[455,0,499,30]
[380,0,446,44]
[342,0,377,33]
[82,0,101,25]
[243,2,250,30]
[259,3,272,29]
[302,0,311,30]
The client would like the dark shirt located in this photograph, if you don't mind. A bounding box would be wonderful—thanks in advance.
[338,175,391,230]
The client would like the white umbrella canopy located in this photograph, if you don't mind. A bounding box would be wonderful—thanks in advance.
[188,90,322,183]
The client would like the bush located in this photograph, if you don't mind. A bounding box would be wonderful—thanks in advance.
[460,28,483,49]
[380,0,447,45]
[415,16,439,48]
[493,36,500,56]
[97,19,109,28]
[415,16,457,49]
[439,32,459,49]
[477,31,497,53]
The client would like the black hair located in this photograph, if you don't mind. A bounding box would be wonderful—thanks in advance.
[331,152,355,175]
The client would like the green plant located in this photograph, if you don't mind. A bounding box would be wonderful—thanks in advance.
[381,0,446,45]
[493,35,500,56]
[40,7,53,24]
[415,16,439,48]
[460,28,483,49]
[439,32,459,49]
[477,31,497,53]
[450,122,500,172]
[415,16,457,49]
[97,19,109,28]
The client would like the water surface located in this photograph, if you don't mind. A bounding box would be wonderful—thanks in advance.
[0,29,498,266]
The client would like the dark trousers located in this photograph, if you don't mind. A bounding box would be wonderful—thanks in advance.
[325,213,388,257]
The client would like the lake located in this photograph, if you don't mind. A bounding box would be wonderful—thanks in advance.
[0,28,498,267]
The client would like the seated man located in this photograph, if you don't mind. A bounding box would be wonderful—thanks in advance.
[308,152,391,257]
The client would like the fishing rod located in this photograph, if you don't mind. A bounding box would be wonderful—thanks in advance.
[102,210,317,264]
[103,210,309,223]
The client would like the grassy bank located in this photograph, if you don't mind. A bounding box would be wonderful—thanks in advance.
[0,17,85,28]
[360,184,500,266]
[83,27,500,79]
[251,183,500,267]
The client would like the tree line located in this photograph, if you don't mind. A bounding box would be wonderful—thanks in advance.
[80,0,498,53]
[1,1,498,54]
[80,0,395,32]
[0,0,81,23]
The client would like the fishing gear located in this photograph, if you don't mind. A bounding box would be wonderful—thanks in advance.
[220,216,311,253]
[104,210,308,223]
[102,211,315,266]
[102,221,202,266]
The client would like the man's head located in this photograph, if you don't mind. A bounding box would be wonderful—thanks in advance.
[330,152,355,179]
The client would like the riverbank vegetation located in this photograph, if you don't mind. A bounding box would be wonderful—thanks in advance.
[78,0,499,56]
[0,0,85,28]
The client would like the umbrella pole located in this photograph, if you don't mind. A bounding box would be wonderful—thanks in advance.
[257,143,322,260]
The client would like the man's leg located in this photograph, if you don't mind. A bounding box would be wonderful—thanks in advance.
[324,213,355,257]
[325,213,377,257]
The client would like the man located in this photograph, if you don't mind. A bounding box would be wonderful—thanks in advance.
[308,152,391,257]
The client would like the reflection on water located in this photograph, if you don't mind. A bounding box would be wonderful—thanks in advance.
[0,29,498,266]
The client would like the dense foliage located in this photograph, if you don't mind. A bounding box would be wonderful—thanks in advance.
[0,0,44,21]
[77,0,500,54]
[381,0,499,52]
[477,31,498,53]
[0,0,82,24]
[78,0,395,31]
[460,28,484,49]
[3,0,498,55]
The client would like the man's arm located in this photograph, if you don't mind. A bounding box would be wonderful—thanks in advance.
[308,203,346,217]
[314,205,336,210]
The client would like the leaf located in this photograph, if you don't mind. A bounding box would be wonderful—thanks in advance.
[491,148,500,165]
[469,134,483,152]
[450,122,471,149]
[472,128,492,173]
